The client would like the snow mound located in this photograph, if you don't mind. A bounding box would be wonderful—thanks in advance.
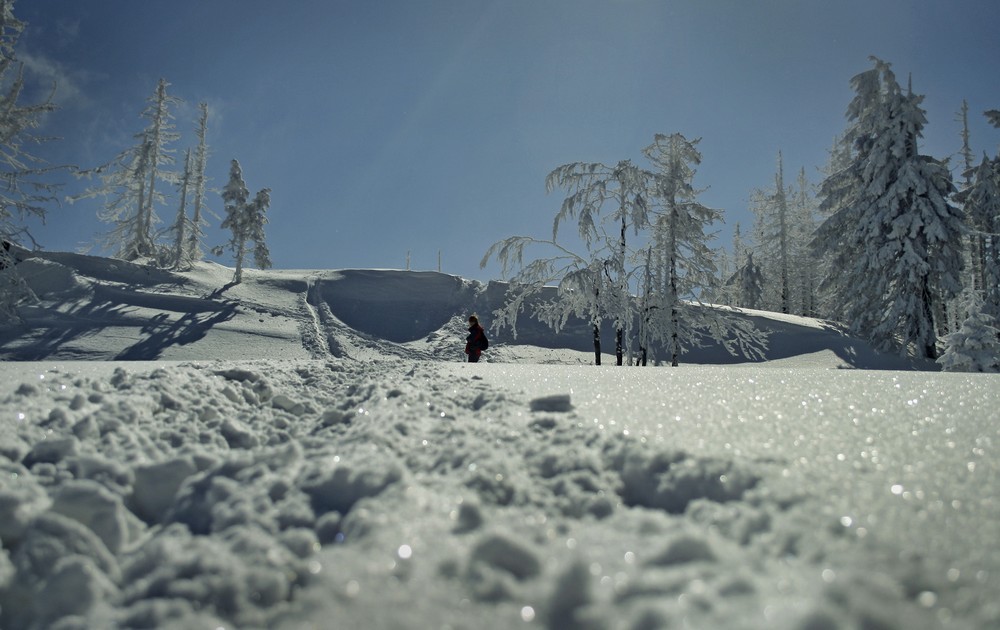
[15,258,90,297]
[616,445,761,513]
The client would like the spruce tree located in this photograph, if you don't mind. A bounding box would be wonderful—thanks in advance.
[960,155,1000,321]
[814,58,965,359]
[248,188,272,272]
[750,151,793,313]
[938,291,1000,373]
[736,252,765,311]
[220,159,250,282]
[220,159,271,283]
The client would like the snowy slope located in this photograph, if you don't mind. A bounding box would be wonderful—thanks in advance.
[0,252,996,630]
[1,251,927,369]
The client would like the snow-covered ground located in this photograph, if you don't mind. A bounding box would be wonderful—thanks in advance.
[0,252,997,629]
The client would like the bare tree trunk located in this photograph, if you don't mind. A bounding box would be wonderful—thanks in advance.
[669,204,680,367]
[593,324,601,366]
[616,328,623,366]
[173,150,192,269]
[922,282,938,360]
[234,240,246,284]
[670,308,679,367]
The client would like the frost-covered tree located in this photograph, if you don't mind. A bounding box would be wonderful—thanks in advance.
[168,149,195,269]
[167,104,213,271]
[702,225,737,307]
[812,134,854,320]
[0,0,59,319]
[981,110,1000,320]
[79,78,181,261]
[219,159,271,283]
[635,246,656,364]
[486,138,766,366]
[986,110,1000,129]
[545,159,653,365]
[135,79,180,256]
[792,167,820,316]
[956,101,975,186]
[220,159,248,282]
[749,156,818,316]
[714,223,746,307]
[730,223,745,281]
[959,154,1000,320]
[639,133,764,366]
[0,0,57,234]
[952,101,982,328]
[734,251,765,311]
[481,234,605,362]
[248,188,272,272]
[750,151,793,313]
[814,58,965,359]
[642,134,709,365]
[483,158,652,366]
[83,140,150,260]
[186,103,211,264]
[938,291,1000,372]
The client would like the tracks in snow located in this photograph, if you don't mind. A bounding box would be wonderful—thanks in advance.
[299,275,465,362]
[301,277,332,358]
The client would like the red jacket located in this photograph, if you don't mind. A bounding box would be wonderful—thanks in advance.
[465,324,485,357]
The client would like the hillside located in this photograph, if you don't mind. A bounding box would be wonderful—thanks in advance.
[0,250,928,370]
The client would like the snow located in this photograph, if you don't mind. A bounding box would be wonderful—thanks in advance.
[0,251,998,629]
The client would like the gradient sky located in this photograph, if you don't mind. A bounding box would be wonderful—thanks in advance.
[15,0,1000,281]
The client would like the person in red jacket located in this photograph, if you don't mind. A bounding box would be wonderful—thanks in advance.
[464,315,486,363]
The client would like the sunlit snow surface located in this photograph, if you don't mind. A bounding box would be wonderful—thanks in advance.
[1,359,997,629]
[0,254,995,628]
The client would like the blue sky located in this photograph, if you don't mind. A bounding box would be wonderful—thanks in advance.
[15,0,1000,281]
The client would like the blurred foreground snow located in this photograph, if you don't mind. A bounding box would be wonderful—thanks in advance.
[1,358,997,629]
